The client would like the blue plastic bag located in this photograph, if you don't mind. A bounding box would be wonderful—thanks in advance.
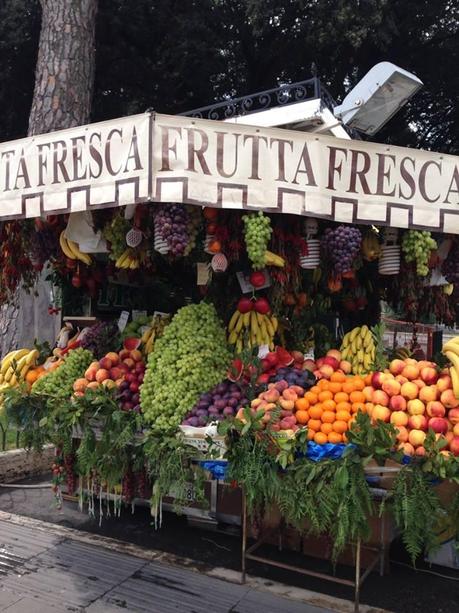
[198,460,228,480]
[305,441,353,461]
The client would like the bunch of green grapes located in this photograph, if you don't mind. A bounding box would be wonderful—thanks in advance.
[401,230,437,276]
[140,302,231,434]
[242,211,272,269]
[33,348,94,399]
[103,212,131,260]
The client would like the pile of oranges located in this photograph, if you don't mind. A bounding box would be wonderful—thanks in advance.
[293,372,373,444]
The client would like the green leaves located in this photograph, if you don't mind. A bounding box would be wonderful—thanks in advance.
[346,411,400,466]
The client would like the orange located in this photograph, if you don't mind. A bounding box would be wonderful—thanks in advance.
[295,398,309,411]
[350,391,366,404]
[329,382,342,394]
[317,379,330,391]
[330,371,346,383]
[334,392,349,404]
[322,399,336,412]
[351,401,366,414]
[25,369,39,384]
[352,378,365,391]
[336,410,352,422]
[336,401,352,413]
[321,410,336,424]
[328,432,343,444]
[308,418,322,432]
[310,385,320,395]
[342,432,349,443]
[314,432,328,445]
[320,423,334,434]
[305,391,318,405]
[296,410,309,425]
[364,373,372,386]
[307,429,316,441]
[308,406,323,420]
[333,420,348,434]
[342,381,356,395]
[318,390,333,402]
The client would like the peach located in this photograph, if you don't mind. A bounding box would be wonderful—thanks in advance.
[109,367,124,381]
[408,414,428,431]
[73,378,88,393]
[447,407,459,424]
[440,389,459,409]
[99,357,112,370]
[382,379,401,397]
[251,398,263,408]
[339,360,352,374]
[415,446,426,457]
[389,395,407,411]
[313,369,323,379]
[389,359,406,375]
[453,423,459,437]
[395,375,408,385]
[390,411,409,427]
[130,349,143,362]
[407,399,425,415]
[372,390,389,407]
[73,391,84,397]
[282,388,298,402]
[449,436,459,456]
[105,352,120,365]
[437,375,452,393]
[115,378,124,387]
[84,367,97,382]
[402,364,419,380]
[440,450,452,458]
[371,404,390,423]
[363,386,374,402]
[122,358,136,369]
[420,367,438,385]
[428,417,449,434]
[395,426,409,443]
[446,431,455,443]
[399,442,415,455]
[408,429,426,447]
[303,359,316,372]
[371,372,385,390]
[87,381,100,389]
[274,380,289,393]
[319,364,334,379]
[89,361,100,370]
[95,369,110,383]
[405,358,418,366]
[326,349,342,362]
[400,382,418,400]
[417,360,435,370]
[279,398,295,411]
[412,379,426,390]
[426,401,446,418]
[263,388,280,403]
[419,385,438,403]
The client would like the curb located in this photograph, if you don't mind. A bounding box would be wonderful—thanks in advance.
[0,510,393,613]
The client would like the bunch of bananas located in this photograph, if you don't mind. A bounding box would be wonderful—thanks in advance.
[140,314,170,355]
[394,346,412,360]
[340,325,375,375]
[227,309,278,353]
[59,231,92,265]
[0,348,39,390]
[442,337,459,397]
[115,248,140,270]
[361,233,381,261]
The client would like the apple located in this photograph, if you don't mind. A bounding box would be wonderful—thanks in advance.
[339,360,352,374]
[382,379,401,397]
[419,385,438,403]
[449,436,459,456]
[408,414,428,431]
[428,417,448,434]
[420,367,438,385]
[407,399,425,415]
[389,359,406,375]
[105,352,120,365]
[119,349,131,360]
[371,404,390,423]
[415,446,426,457]
[323,356,339,370]
[395,425,409,442]
[372,390,389,407]
[326,349,342,362]
[389,395,407,411]
[447,407,459,425]
[400,382,418,400]
[437,375,452,392]
[110,367,124,381]
[402,364,419,381]
[408,429,426,447]
[319,364,334,379]
[99,357,112,370]
[123,358,136,369]
[390,411,409,427]
[440,390,459,409]
[426,401,446,417]
[316,357,325,369]
[95,369,110,383]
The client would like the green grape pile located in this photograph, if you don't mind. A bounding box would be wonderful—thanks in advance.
[242,211,272,269]
[402,230,437,276]
[103,212,131,260]
[32,348,94,399]
[140,302,231,433]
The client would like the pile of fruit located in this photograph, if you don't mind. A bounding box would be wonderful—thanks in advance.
[0,348,40,390]
[33,348,94,399]
[181,380,249,426]
[227,296,277,352]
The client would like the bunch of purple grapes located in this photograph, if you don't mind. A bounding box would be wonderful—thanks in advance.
[181,380,249,427]
[321,225,362,274]
[154,204,189,256]
[441,243,459,283]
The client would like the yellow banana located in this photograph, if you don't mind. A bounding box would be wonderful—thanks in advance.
[66,238,92,265]
[442,341,459,358]
[1,349,30,374]
[236,338,243,354]
[445,351,459,375]
[451,367,459,399]
[59,231,76,259]
[242,312,251,327]
[349,327,361,342]
[228,330,238,345]
[228,310,240,332]
[235,313,244,334]
[256,312,264,327]
[264,316,275,338]
[360,325,368,339]
[270,315,278,333]
[250,311,259,335]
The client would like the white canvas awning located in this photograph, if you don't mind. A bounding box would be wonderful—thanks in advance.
[0,112,458,233]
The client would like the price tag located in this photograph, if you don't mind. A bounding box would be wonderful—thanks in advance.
[132,310,147,320]
[117,310,130,332]
[304,348,315,360]
[197,262,210,286]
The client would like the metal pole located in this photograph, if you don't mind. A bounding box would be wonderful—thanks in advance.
[241,488,247,584]
[354,538,361,613]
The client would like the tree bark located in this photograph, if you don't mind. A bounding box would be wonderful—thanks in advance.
[0,0,98,356]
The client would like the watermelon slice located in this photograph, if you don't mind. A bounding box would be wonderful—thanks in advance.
[124,337,141,351]
[227,358,243,382]
[265,352,279,368]
[276,346,294,367]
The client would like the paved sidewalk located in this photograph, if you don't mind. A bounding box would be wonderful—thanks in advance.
[0,519,334,613]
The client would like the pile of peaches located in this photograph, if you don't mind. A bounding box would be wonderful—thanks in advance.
[367,358,459,457]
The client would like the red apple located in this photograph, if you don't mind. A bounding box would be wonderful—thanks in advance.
[315,357,325,369]
[323,356,339,370]
[119,349,131,360]
[428,417,449,434]
[371,372,385,390]
[99,357,112,370]
[129,382,139,393]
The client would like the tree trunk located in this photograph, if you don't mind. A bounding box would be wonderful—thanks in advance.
[0,0,97,356]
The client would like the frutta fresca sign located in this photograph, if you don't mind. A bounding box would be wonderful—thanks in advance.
[1,112,458,233]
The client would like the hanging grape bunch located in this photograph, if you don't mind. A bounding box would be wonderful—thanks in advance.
[154,204,189,257]
[402,230,437,276]
[321,225,362,275]
[441,242,459,283]
[103,212,131,261]
[242,211,272,269]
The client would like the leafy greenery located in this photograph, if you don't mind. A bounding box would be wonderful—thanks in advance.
[2,384,48,452]
[346,411,401,466]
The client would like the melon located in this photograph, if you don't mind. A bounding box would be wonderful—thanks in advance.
[276,346,294,367]
[227,358,243,382]
[123,337,141,351]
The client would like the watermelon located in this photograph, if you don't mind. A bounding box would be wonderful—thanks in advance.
[276,346,294,367]
[227,358,243,382]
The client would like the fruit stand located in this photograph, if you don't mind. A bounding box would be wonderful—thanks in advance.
[0,112,459,610]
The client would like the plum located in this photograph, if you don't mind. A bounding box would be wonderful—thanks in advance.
[188,417,199,427]
[223,406,234,416]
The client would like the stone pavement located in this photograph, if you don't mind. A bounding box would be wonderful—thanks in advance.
[0,519,334,613]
